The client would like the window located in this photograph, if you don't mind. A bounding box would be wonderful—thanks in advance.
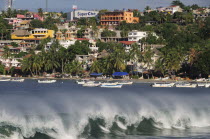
[134,33,137,35]
[129,33,132,35]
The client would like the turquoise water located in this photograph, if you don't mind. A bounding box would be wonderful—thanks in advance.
[0,80,210,139]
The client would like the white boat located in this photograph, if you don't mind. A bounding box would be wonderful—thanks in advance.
[155,78,162,80]
[76,79,92,85]
[196,78,206,82]
[197,83,210,87]
[76,80,86,85]
[11,78,24,82]
[175,82,197,88]
[162,77,169,80]
[101,82,119,85]
[205,84,210,88]
[118,81,133,85]
[100,84,123,88]
[152,83,175,87]
[38,79,56,83]
[0,78,10,81]
[83,82,101,87]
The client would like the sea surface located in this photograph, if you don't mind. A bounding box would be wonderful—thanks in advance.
[0,79,210,139]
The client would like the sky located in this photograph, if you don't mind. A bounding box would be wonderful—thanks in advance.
[1,0,210,12]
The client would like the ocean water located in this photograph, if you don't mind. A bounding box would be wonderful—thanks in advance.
[0,80,210,139]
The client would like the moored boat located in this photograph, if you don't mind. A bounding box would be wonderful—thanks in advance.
[175,82,197,88]
[196,78,206,82]
[38,79,56,83]
[101,82,118,85]
[152,82,175,87]
[76,79,93,85]
[0,78,10,81]
[205,84,210,88]
[83,82,101,87]
[118,81,133,85]
[76,80,86,85]
[11,78,25,82]
[100,84,123,88]
[197,82,210,87]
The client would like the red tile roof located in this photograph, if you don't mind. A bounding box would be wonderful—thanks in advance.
[119,41,136,45]
[170,5,178,7]
[24,54,32,58]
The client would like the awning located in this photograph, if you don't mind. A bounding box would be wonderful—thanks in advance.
[90,73,103,76]
[112,72,129,76]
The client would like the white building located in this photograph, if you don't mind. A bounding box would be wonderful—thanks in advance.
[128,30,158,42]
[67,10,99,21]
[157,5,183,14]
[46,40,76,50]
[0,57,21,68]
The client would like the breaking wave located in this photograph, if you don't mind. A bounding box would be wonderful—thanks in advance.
[0,81,210,138]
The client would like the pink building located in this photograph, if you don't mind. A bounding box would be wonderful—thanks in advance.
[17,13,44,21]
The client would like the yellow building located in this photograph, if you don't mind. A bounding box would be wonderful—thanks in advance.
[11,28,54,40]
[100,11,139,26]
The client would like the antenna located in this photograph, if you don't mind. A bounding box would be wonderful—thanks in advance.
[46,0,48,12]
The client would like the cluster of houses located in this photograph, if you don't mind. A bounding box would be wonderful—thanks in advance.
[0,5,209,74]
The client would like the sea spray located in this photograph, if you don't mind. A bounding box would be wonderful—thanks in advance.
[0,81,210,138]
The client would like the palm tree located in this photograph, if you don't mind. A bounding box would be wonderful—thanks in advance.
[44,53,60,73]
[2,46,11,59]
[21,57,34,76]
[38,8,44,18]
[145,6,151,11]
[65,60,83,76]
[155,58,165,77]
[31,56,42,76]
[143,47,154,78]
[111,46,127,72]
[158,47,184,78]
[0,23,7,40]
[188,48,200,67]
[90,60,102,73]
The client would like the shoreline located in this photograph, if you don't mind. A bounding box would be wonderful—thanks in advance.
[1,76,209,83]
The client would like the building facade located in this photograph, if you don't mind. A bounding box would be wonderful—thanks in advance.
[128,30,158,42]
[67,10,99,21]
[157,5,183,14]
[11,28,54,40]
[100,11,139,26]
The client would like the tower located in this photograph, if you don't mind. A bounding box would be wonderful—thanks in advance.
[46,0,48,12]
[5,0,13,10]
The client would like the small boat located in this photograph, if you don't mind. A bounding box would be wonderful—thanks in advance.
[197,82,210,87]
[205,84,210,88]
[101,82,119,85]
[100,84,123,88]
[196,78,206,82]
[175,82,197,88]
[155,78,162,80]
[38,79,56,83]
[76,79,91,85]
[162,77,169,80]
[83,82,101,87]
[118,81,133,85]
[11,78,24,82]
[0,78,10,81]
[152,82,175,87]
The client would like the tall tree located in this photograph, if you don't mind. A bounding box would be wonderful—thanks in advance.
[171,0,185,9]
[38,8,44,17]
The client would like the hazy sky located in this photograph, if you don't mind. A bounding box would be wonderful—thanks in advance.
[1,0,210,12]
